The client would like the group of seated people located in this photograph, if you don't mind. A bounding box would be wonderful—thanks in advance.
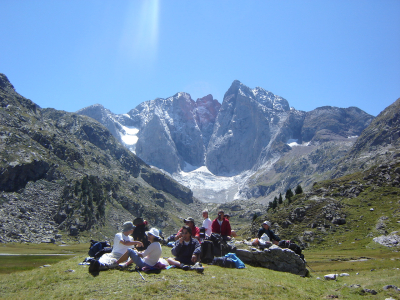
[90,210,279,273]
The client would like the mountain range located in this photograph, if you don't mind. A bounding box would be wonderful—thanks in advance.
[77,80,374,203]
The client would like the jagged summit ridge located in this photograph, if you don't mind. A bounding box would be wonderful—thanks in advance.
[226,80,290,112]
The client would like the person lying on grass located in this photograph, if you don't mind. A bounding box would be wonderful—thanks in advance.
[167,225,202,271]
[117,227,162,269]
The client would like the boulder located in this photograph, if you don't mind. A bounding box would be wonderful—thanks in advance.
[324,274,338,280]
[373,232,400,247]
[235,245,307,276]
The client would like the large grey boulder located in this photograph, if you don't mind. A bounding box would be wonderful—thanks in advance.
[373,232,400,247]
[236,245,307,276]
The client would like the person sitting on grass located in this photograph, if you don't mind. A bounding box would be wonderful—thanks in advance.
[257,220,280,245]
[167,225,203,272]
[175,217,200,241]
[116,227,162,270]
[90,221,143,273]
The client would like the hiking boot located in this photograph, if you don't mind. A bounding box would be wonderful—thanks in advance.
[192,262,204,273]
[181,264,190,271]
[89,260,100,273]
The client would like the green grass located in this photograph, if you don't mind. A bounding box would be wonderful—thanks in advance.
[0,244,399,299]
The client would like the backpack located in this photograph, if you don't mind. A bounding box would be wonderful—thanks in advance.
[199,227,206,239]
[200,240,214,264]
[88,240,112,258]
[225,252,245,269]
[211,256,236,268]
[210,233,236,256]
[278,240,304,260]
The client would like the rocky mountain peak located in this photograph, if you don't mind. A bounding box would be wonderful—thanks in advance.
[0,73,15,93]
[223,80,289,112]
[252,86,290,111]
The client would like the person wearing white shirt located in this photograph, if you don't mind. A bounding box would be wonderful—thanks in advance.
[117,227,162,269]
[202,209,212,237]
[92,221,143,272]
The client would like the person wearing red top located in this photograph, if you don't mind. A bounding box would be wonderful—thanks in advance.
[175,217,200,240]
[211,210,231,241]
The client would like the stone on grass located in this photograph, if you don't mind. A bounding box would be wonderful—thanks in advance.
[324,274,338,280]
[339,273,349,276]
[362,288,377,295]
[373,233,400,247]
[383,285,400,292]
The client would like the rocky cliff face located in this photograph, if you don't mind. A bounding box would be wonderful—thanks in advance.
[0,73,198,243]
[331,98,400,178]
[206,80,291,175]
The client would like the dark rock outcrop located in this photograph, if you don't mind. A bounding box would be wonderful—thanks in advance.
[236,246,307,276]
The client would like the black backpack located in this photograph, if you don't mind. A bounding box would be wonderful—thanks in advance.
[200,240,214,264]
[211,256,236,268]
[278,240,304,260]
[88,240,112,258]
[199,227,206,240]
[210,233,236,256]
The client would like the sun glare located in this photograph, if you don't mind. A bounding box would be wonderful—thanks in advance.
[119,0,160,64]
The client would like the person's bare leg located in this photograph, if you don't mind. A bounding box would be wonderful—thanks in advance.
[167,257,182,267]
[116,251,130,264]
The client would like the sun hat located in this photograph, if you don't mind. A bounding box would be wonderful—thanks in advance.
[262,221,271,227]
[184,217,195,223]
[146,228,161,239]
[122,221,135,232]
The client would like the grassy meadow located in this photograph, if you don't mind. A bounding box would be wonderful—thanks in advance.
[0,242,399,299]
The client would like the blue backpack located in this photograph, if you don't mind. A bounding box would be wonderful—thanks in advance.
[225,252,245,269]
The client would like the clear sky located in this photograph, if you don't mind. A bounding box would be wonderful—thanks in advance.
[1,0,399,117]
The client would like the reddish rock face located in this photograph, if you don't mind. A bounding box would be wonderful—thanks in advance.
[195,94,221,128]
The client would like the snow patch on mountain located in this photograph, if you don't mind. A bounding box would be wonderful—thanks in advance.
[176,166,236,192]
[173,166,245,203]
[287,139,311,147]
[119,125,139,150]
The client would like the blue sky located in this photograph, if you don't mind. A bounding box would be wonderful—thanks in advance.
[1,0,399,117]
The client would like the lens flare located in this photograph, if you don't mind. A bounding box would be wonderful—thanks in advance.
[119,0,159,64]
